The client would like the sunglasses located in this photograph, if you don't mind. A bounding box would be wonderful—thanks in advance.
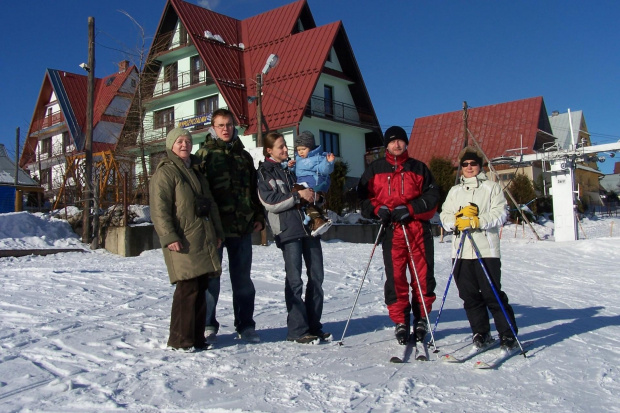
[461,161,479,167]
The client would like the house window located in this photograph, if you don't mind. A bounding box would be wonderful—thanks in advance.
[320,130,340,156]
[324,85,334,117]
[196,96,218,116]
[154,107,175,133]
[45,107,53,127]
[40,168,52,190]
[62,132,71,154]
[191,56,205,85]
[164,63,178,91]
[41,137,52,157]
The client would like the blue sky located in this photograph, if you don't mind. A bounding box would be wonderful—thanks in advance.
[2,0,619,173]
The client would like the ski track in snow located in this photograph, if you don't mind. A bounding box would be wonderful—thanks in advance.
[1,214,620,412]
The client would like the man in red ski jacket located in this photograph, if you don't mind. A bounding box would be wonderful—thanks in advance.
[357,126,440,345]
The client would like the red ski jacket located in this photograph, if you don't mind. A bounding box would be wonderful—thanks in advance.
[357,151,439,221]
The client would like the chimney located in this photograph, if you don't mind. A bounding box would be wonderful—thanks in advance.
[118,60,129,73]
[551,111,559,116]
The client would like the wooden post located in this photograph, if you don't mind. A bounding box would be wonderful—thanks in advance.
[514,218,519,238]
[82,16,95,244]
[454,101,468,186]
[14,127,21,211]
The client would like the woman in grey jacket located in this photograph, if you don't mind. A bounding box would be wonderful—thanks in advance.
[150,127,224,351]
[440,146,518,351]
[257,132,330,344]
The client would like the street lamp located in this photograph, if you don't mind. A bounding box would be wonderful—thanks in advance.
[255,54,279,147]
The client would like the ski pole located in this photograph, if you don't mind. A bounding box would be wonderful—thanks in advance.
[429,232,466,351]
[338,224,385,346]
[463,229,527,357]
[401,223,437,352]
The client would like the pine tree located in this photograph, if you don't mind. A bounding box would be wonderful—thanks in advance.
[428,156,456,212]
[506,174,537,221]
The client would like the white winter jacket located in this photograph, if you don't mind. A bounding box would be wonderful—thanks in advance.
[440,171,507,259]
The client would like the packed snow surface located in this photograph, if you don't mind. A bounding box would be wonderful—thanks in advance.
[1,211,619,412]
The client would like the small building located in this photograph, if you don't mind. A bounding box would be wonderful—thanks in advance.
[548,110,604,208]
[0,144,43,213]
[19,62,138,205]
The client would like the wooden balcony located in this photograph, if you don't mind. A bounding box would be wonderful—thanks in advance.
[31,110,65,132]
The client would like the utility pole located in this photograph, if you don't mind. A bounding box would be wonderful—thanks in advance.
[14,127,22,212]
[82,16,95,244]
[455,101,469,185]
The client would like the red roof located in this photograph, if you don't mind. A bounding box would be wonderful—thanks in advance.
[163,0,378,134]
[21,65,137,167]
[409,96,555,166]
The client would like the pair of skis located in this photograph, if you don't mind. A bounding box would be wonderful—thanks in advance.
[391,338,529,367]
[389,338,429,363]
[441,339,530,369]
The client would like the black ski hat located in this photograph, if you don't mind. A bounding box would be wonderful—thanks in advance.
[383,126,409,147]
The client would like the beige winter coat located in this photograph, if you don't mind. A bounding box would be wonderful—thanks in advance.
[150,151,224,284]
[440,171,507,259]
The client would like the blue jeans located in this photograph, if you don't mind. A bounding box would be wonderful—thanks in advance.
[205,234,256,333]
[281,236,325,340]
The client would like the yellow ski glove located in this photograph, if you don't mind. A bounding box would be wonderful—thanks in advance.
[455,216,480,231]
[455,217,471,231]
[460,203,479,218]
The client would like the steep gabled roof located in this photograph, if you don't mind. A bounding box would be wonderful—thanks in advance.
[243,22,340,133]
[20,65,137,167]
[161,0,378,134]
[409,96,555,165]
[548,110,587,150]
[0,144,39,186]
[171,0,246,120]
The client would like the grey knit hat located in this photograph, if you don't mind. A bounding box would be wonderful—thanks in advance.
[166,127,192,150]
[295,131,316,149]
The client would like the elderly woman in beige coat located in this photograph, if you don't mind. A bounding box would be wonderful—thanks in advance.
[150,127,224,351]
[440,146,518,352]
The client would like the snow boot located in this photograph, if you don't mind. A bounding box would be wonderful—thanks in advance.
[311,330,333,342]
[414,318,428,342]
[500,335,517,351]
[395,323,410,345]
[287,334,320,344]
[310,216,332,236]
[472,332,493,349]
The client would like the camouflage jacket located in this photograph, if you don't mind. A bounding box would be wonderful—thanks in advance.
[195,131,265,237]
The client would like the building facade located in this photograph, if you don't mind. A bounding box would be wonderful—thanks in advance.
[19,62,138,205]
[117,0,381,196]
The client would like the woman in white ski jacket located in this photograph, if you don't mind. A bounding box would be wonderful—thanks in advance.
[440,146,518,351]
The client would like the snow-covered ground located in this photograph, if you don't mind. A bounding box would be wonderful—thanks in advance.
[1,211,619,412]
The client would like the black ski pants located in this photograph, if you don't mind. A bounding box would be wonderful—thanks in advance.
[453,258,517,338]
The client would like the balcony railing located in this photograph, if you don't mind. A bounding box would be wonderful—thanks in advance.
[31,110,65,131]
[151,69,210,98]
[308,96,374,127]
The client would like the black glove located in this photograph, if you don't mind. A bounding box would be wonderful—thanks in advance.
[376,206,392,224]
[392,205,411,223]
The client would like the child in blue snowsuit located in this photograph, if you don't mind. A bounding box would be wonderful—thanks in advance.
[291,131,336,236]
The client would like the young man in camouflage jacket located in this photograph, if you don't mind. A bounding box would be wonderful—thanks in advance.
[194,109,265,344]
